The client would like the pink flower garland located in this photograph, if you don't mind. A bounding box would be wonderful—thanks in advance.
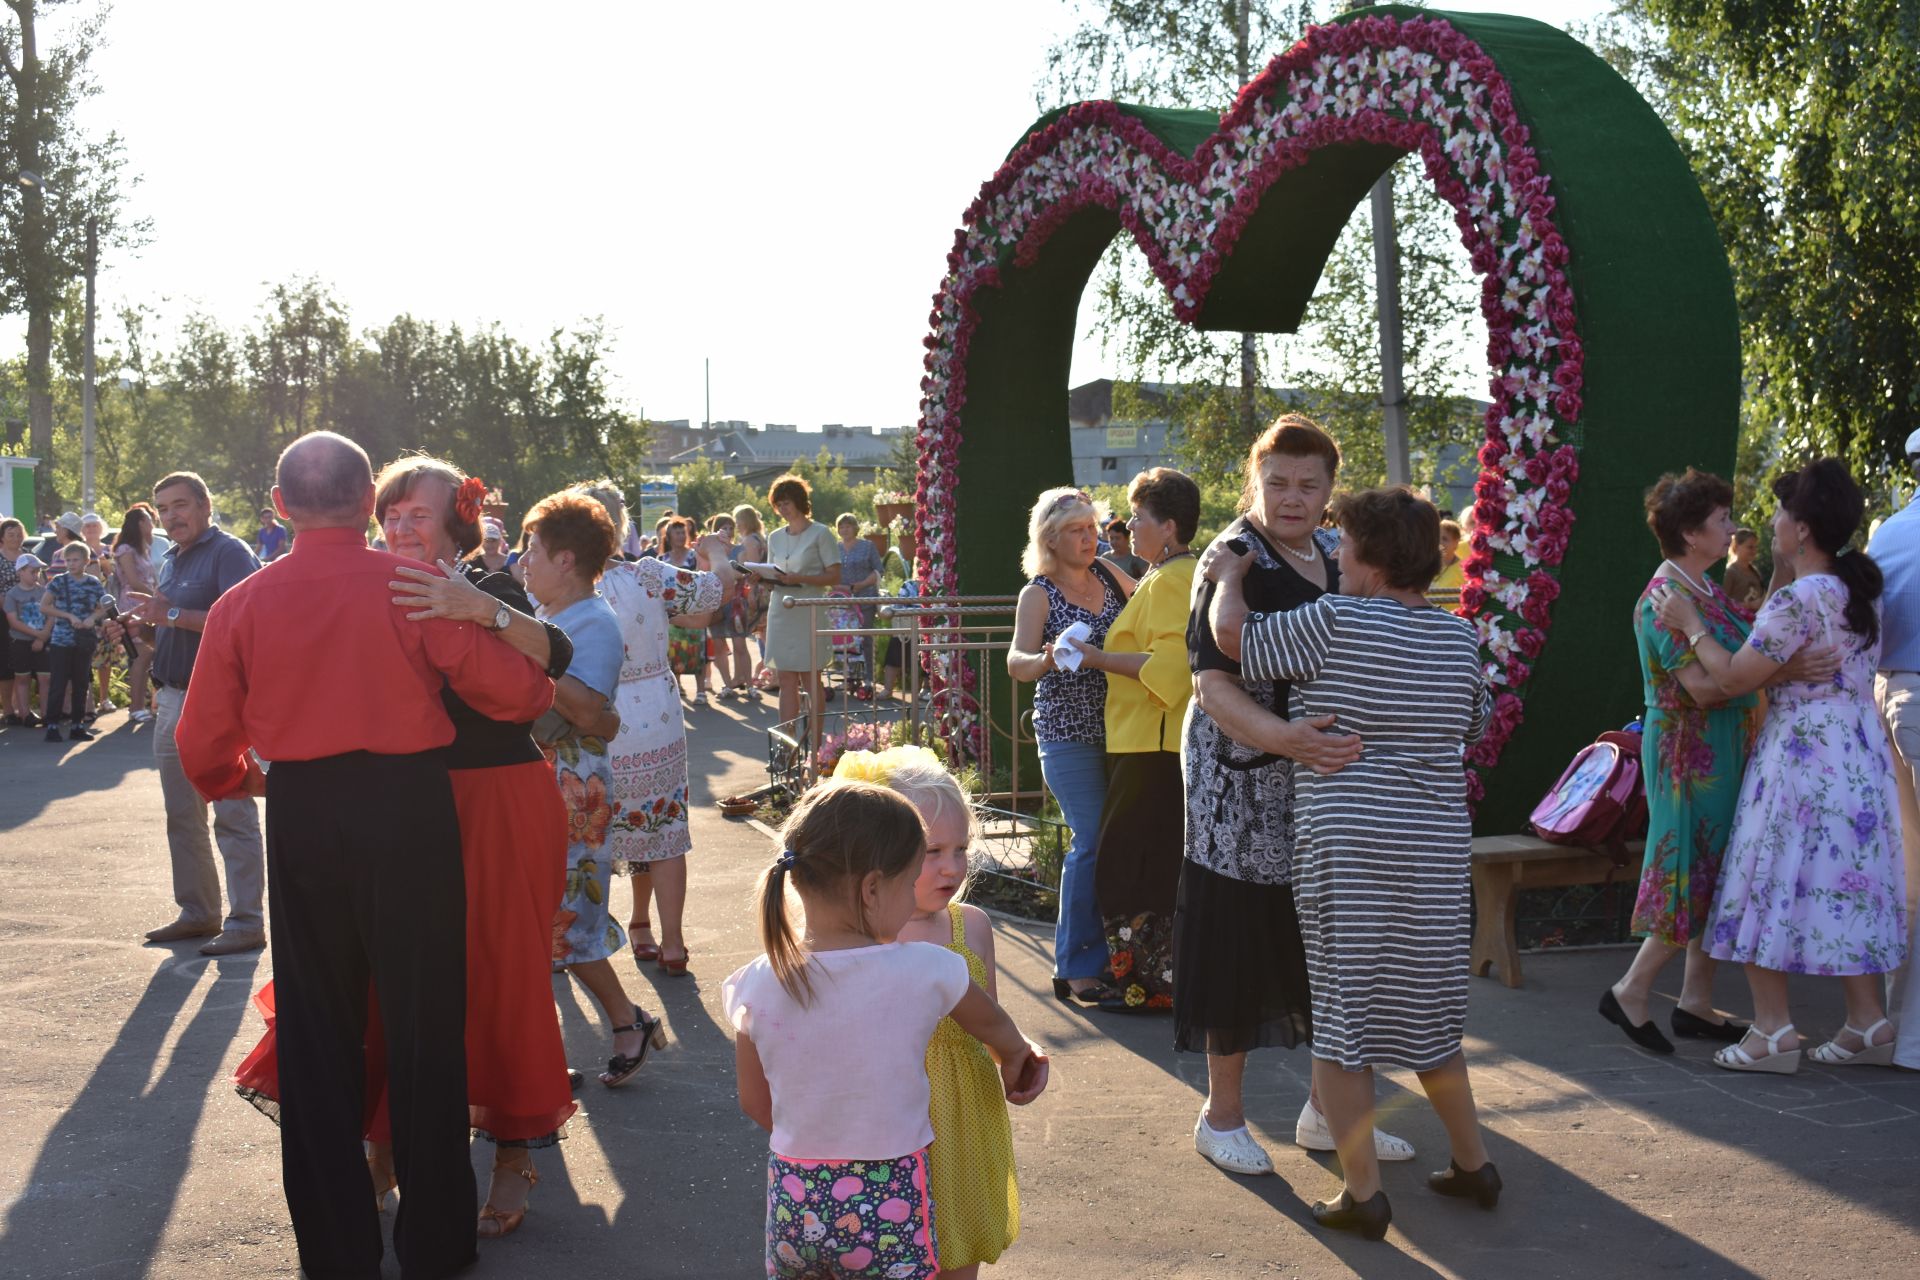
[913,14,1584,799]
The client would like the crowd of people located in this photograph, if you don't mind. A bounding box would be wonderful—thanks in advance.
[12,408,1920,1271]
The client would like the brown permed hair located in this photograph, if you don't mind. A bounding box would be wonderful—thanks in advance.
[1127,466,1202,544]
[522,490,618,583]
[1242,413,1340,513]
[374,455,483,557]
[767,473,812,517]
[1333,486,1445,590]
[1644,468,1734,559]
[758,781,927,1005]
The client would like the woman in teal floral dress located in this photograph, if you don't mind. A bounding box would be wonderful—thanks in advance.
[1602,470,1831,1054]
[1657,461,1905,1073]
[522,490,667,1088]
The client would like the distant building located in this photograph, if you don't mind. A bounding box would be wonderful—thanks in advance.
[644,421,911,486]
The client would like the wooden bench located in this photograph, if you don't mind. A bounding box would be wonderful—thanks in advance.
[1469,833,1644,988]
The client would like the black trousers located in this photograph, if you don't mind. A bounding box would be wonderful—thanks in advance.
[45,639,92,724]
[267,750,476,1280]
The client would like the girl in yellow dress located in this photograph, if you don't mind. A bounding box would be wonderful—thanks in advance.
[835,746,1018,1278]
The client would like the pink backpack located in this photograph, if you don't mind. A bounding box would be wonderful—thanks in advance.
[1529,730,1647,848]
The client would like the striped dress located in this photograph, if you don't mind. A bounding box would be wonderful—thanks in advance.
[1242,595,1489,1071]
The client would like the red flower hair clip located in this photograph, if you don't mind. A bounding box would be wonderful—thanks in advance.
[455,476,487,525]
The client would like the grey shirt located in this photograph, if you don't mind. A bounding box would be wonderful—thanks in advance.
[150,524,261,689]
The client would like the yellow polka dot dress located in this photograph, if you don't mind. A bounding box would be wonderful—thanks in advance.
[926,905,1019,1269]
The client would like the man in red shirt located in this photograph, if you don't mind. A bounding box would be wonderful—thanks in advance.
[177,432,554,1280]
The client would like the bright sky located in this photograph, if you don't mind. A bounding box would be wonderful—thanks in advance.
[58,0,1607,434]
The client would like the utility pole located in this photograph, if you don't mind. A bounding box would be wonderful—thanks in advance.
[1345,0,1411,485]
[82,214,97,509]
[1235,0,1260,446]
[704,357,711,431]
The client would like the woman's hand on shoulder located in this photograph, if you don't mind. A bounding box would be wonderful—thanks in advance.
[1198,539,1251,585]
[390,559,495,624]
[1650,580,1704,635]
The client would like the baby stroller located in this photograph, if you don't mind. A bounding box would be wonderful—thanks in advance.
[823,587,872,700]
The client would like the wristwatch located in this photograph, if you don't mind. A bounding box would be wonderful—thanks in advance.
[1686,628,1708,650]
[487,603,512,632]
[165,607,181,627]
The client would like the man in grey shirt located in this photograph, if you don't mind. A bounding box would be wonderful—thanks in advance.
[112,471,266,955]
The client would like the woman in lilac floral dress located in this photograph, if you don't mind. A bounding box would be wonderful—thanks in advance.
[1657,460,1906,1073]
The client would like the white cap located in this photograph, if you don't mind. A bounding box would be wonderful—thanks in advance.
[1905,428,1920,458]
[13,552,44,570]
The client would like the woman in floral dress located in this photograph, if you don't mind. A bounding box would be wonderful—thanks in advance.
[524,489,667,1088]
[574,482,727,978]
[1657,460,1906,1073]
[1602,469,1831,1054]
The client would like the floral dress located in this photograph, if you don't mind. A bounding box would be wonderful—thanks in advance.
[601,558,723,869]
[544,593,625,966]
[1630,577,1761,945]
[1706,575,1908,975]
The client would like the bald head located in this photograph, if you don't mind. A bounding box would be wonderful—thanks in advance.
[274,432,375,529]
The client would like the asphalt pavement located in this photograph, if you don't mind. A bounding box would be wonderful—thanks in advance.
[1,694,1917,1278]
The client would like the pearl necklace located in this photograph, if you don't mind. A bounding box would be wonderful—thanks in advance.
[1661,558,1715,599]
[1278,537,1318,564]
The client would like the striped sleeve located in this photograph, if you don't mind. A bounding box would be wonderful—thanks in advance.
[1465,673,1491,745]
[1241,596,1336,683]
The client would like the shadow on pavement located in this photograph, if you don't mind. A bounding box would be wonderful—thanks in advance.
[1,950,259,1278]
[0,714,157,827]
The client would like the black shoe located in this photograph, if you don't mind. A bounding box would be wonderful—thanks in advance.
[1428,1159,1502,1209]
[1311,1189,1392,1241]
[45,727,62,743]
[1599,988,1675,1054]
[68,725,96,742]
[1051,978,1075,1003]
[1671,1007,1748,1043]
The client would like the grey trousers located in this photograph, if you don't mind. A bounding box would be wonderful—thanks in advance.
[1873,672,1920,1070]
[153,684,264,932]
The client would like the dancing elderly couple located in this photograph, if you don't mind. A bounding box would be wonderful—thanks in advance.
[174,433,666,1280]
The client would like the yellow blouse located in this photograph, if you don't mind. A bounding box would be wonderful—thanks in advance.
[1101,555,1197,753]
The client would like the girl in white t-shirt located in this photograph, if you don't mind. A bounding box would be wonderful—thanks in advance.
[724,781,1049,1280]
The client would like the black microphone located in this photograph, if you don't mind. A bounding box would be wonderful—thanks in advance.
[100,597,139,662]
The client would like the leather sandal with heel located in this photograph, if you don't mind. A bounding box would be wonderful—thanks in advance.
[658,947,691,977]
[602,1010,668,1087]
[1428,1159,1502,1209]
[1713,1023,1801,1074]
[477,1160,539,1239]
[629,919,661,964]
[1311,1189,1393,1241]
[1809,1018,1897,1066]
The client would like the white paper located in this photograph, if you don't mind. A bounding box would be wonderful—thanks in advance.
[735,561,785,581]
[1051,619,1092,671]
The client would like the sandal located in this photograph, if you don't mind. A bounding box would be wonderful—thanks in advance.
[659,947,691,977]
[601,1009,668,1086]
[629,918,661,964]
[1713,1023,1802,1075]
[1809,1018,1897,1066]
[477,1159,539,1239]
[367,1147,398,1215]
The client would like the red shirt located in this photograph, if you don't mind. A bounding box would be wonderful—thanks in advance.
[177,525,554,801]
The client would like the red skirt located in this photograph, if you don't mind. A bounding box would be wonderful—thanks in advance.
[234,759,578,1144]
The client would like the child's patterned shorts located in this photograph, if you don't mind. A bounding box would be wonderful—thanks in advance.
[765,1149,938,1279]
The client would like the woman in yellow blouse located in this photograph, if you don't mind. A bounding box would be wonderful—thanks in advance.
[1065,467,1201,1012]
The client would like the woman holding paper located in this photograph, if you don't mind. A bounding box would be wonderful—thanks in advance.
[1007,487,1135,1004]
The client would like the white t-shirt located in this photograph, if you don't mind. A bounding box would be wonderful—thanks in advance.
[723,942,972,1160]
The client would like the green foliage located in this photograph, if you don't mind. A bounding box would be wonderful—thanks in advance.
[16,278,651,531]
[1595,1,1920,513]
[671,455,761,527]
[787,446,876,529]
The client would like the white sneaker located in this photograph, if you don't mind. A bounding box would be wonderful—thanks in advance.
[129,709,154,723]
[1295,1099,1416,1162]
[96,699,116,713]
[1193,1107,1274,1175]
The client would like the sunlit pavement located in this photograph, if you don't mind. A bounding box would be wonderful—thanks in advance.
[2,700,1917,1278]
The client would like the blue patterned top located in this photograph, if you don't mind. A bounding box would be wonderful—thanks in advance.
[1031,563,1124,745]
[45,571,105,647]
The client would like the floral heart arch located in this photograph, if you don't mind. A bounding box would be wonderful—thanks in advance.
[909,4,1738,830]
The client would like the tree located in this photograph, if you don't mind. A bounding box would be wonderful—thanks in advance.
[0,0,145,516]
[671,455,759,526]
[1043,1,1480,491]
[1594,2,1920,520]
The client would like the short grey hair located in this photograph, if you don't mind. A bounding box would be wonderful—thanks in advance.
[572,477,629,545]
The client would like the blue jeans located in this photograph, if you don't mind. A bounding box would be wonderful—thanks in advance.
[1039,739,1109,980]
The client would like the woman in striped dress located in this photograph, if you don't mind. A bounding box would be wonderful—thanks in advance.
[1207,487,1496,1241]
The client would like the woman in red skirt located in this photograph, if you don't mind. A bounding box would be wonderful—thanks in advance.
[235,456,628,1239]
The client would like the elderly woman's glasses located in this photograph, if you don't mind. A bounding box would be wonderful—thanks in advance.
[1047,490,1092,516]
